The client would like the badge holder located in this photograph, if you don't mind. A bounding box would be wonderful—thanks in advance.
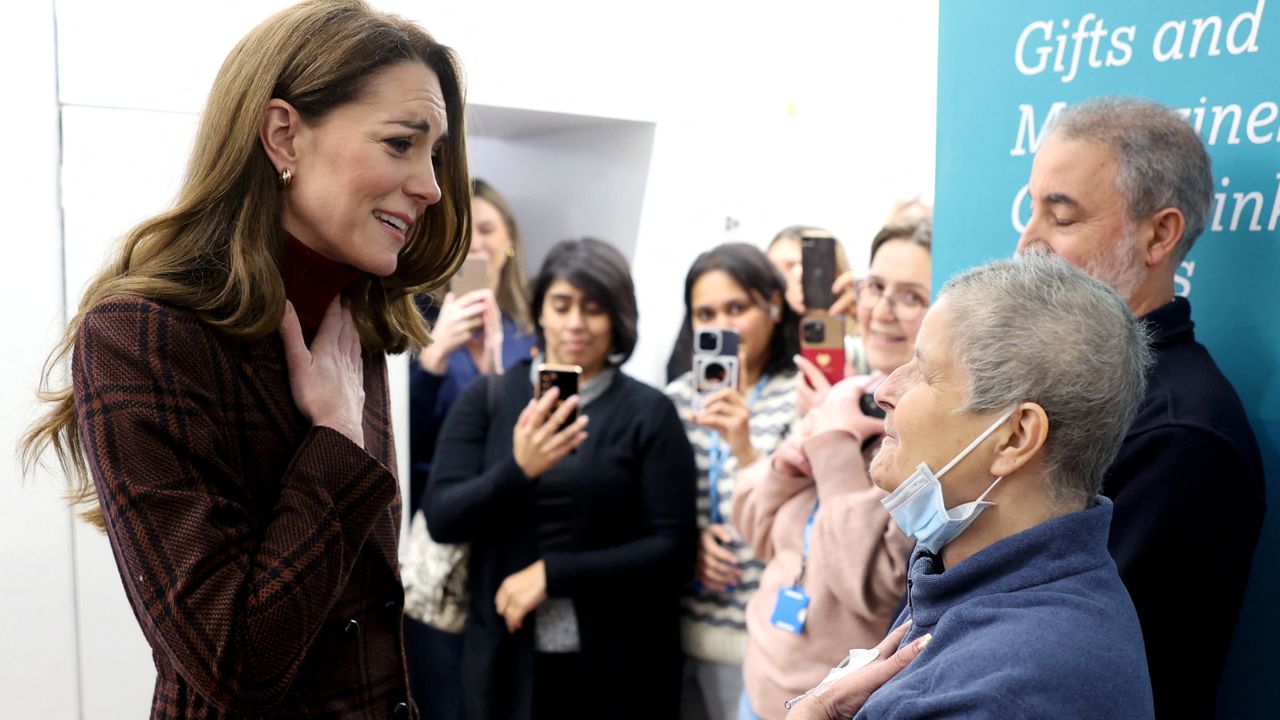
[771,501,818,635]
[770,586,811,634]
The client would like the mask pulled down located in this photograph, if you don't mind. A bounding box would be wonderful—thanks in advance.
[880,408,1015,554]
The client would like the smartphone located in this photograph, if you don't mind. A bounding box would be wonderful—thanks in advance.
[535,363,581,432]
[450,255,489,296]
[801,234,837,311]
[692,328,740,413]
[799,313,846,387]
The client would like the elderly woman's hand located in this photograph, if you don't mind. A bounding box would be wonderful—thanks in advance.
[808,377,885,444]
[785,621,931,720]
[279,298,366,449]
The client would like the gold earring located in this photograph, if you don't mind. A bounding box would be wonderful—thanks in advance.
[506,247,516,259]
[279,167,293,187]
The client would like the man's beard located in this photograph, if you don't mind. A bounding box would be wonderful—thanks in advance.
[1020,233,1145,307]
[1080,230,1146,307]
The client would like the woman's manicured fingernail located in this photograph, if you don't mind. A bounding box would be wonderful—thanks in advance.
[917,634,932,649]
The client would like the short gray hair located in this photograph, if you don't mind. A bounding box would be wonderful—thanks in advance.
[1048,96,1213,262]
[940,254,1153,508]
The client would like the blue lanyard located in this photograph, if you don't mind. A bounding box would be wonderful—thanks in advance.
[795,499,820,588]
[706,375,770,525]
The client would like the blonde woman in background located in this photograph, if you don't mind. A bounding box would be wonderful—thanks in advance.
[403,178,538,720]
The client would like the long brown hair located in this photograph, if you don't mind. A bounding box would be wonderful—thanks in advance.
[20,0,471,528]
[472,178,532,331]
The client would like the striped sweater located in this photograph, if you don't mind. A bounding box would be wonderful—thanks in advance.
[664,370,800,664]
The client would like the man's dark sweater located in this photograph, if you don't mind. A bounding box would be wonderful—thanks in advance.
[1107,296,1265,717]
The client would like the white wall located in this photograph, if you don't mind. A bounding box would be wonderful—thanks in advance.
[469,114,657,273]
[0,2,81,717]
[4,1,938,716]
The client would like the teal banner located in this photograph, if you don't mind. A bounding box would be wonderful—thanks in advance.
[936,1,1278,715]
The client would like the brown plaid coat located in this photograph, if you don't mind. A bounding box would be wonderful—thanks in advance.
[72,296,416,719]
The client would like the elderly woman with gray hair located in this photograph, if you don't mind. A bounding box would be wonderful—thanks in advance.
[785,253,1155,720]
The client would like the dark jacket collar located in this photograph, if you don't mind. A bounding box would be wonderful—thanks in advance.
[1140,296,1194,348]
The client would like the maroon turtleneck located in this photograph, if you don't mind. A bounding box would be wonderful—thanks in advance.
[279,233,365,339]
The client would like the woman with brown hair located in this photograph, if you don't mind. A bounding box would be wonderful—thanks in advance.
[20,1,469,717]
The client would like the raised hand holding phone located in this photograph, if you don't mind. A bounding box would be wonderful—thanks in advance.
[513,365,588,478]
[808,376,885,445]
[694,350,756,465]
[417,289,493,374]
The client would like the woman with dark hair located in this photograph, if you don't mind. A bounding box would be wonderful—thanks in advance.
[664,243,801,720]
[426,238,697,719]
[20,1,468,716]
[403,178,537,719]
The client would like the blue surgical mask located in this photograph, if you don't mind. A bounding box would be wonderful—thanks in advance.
[880,409,1015,554]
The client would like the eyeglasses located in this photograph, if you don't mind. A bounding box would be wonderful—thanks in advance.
[856,279,929,318]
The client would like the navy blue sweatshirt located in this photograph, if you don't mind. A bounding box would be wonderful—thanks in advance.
[857,498,1154,720]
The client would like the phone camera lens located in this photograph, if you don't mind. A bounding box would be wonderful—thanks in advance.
[802,319,825,344]
[703,362,727,384]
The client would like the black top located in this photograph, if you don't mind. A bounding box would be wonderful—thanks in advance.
[1104,297,1265,717]
[426,360,697,720]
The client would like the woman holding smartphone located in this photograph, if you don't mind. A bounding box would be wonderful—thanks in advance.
[665,243,801,720]
[426,238,696,720]
[409,178,537,509]
[732,220,931,720]
[404,178,537,719]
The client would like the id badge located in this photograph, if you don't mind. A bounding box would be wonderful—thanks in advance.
[770,586,811,634]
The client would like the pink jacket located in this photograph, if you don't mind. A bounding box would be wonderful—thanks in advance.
[732,429,913,719]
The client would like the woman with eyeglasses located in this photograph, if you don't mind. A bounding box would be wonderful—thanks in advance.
[732,221,931,719]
